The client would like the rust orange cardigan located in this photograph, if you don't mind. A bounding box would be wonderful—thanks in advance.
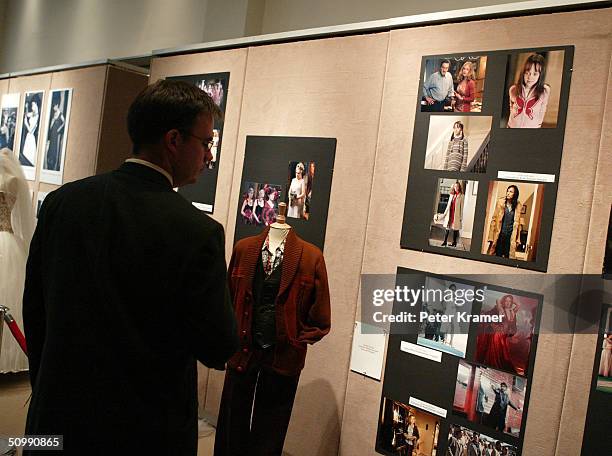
[227,227,331,376]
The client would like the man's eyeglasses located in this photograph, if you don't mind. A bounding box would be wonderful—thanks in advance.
[180,130,214,151]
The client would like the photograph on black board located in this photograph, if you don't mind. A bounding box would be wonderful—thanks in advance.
[481,180,545,262]
[429,178,478,251]
[416,276,473,358]
[453,360,526,438]
[424,115,492,173]
[421,55,487,113]
[377,396,440,456]
[286,161,315,221]
[475,290,538,377]
[0,94,18,151]
[447,423,518,456]
[501,50,565,128]
[240,181,282,227]
[168,72,230,213]
[234,137,335,251]
[597,305,612,393]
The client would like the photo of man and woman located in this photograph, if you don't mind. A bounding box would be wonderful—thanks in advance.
[482,180,545,262]
[475,290,538,377]
[596,305,612,393]
[377,397,440,456]
[424,116,492,173]
[421,55,487,113]
[501,50,565,128]
[447,424,518,456]
[287,161,315,220]
[417,277,474,358]
[0,94,18,151]
[240,181,282,226]
[430,178,478,251]
[453,361,526,438]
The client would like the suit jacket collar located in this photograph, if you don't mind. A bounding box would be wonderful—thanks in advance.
[116,162,174,190]
[241,226,303,297]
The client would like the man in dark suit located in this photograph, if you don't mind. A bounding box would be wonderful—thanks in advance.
[23,80,238,455]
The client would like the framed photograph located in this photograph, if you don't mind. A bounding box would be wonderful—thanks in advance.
[18,91,45,180]
[40,88,72,185]
[501,50,565,128]
[286,161,315,221]
[421,55,488,113]
[0,93,19,155]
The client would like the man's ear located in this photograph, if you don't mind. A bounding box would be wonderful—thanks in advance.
[164,129,181,156]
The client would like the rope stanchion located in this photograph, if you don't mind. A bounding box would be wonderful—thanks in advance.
[0,305,28,356]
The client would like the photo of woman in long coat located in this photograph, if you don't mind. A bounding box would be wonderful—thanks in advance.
[486,185,522,259]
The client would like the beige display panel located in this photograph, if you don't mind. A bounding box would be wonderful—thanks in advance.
[149,7,611,456]
[340,8,612,456]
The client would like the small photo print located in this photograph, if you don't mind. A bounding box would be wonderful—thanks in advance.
[417,276,475,358]
[240,181,282,226]
[377,396,441,456]
[481,180,544,262]
[18,91,44,169]
[597,305,612,393]
[501,50,565,128]
[447,424,518,456]
[197,76,227,169]
[453,360,526,438]
[424,115,492,173]
[286,161,315,220]
[0,93,19,152]
[421,55,487,112]
[40,89,72,185]
[429,178,478,251]
[475,290,538,377]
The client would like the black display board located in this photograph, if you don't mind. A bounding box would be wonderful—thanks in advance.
[233,136,336,251]
[376,267,542,456]
[167,72,230,213]
[401,47,574,272]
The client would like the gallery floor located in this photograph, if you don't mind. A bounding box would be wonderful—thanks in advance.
[0,373,216,455]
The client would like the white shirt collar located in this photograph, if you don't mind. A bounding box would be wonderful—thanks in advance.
[125,158,173,186]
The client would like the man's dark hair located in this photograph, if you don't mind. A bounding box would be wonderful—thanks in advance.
[500,382,508,388]
[441,59,451,67]
[127,79,223,154]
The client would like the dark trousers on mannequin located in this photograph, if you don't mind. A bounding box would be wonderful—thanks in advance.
[214,347,300,456]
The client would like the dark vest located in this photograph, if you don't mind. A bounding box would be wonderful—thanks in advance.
[252,255,282,348]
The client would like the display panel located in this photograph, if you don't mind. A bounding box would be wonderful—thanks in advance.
[18,91,44,180]
[40,88,72,185]
[401,46,574,272]
[376,267,542,455]
[167,72,230,213]
[234,136,336,251]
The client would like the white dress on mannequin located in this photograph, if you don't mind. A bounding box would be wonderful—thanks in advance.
[0,148,34,372]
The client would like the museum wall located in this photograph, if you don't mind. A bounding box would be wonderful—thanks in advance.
[2,64,147,212]
[149,7,612,455]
